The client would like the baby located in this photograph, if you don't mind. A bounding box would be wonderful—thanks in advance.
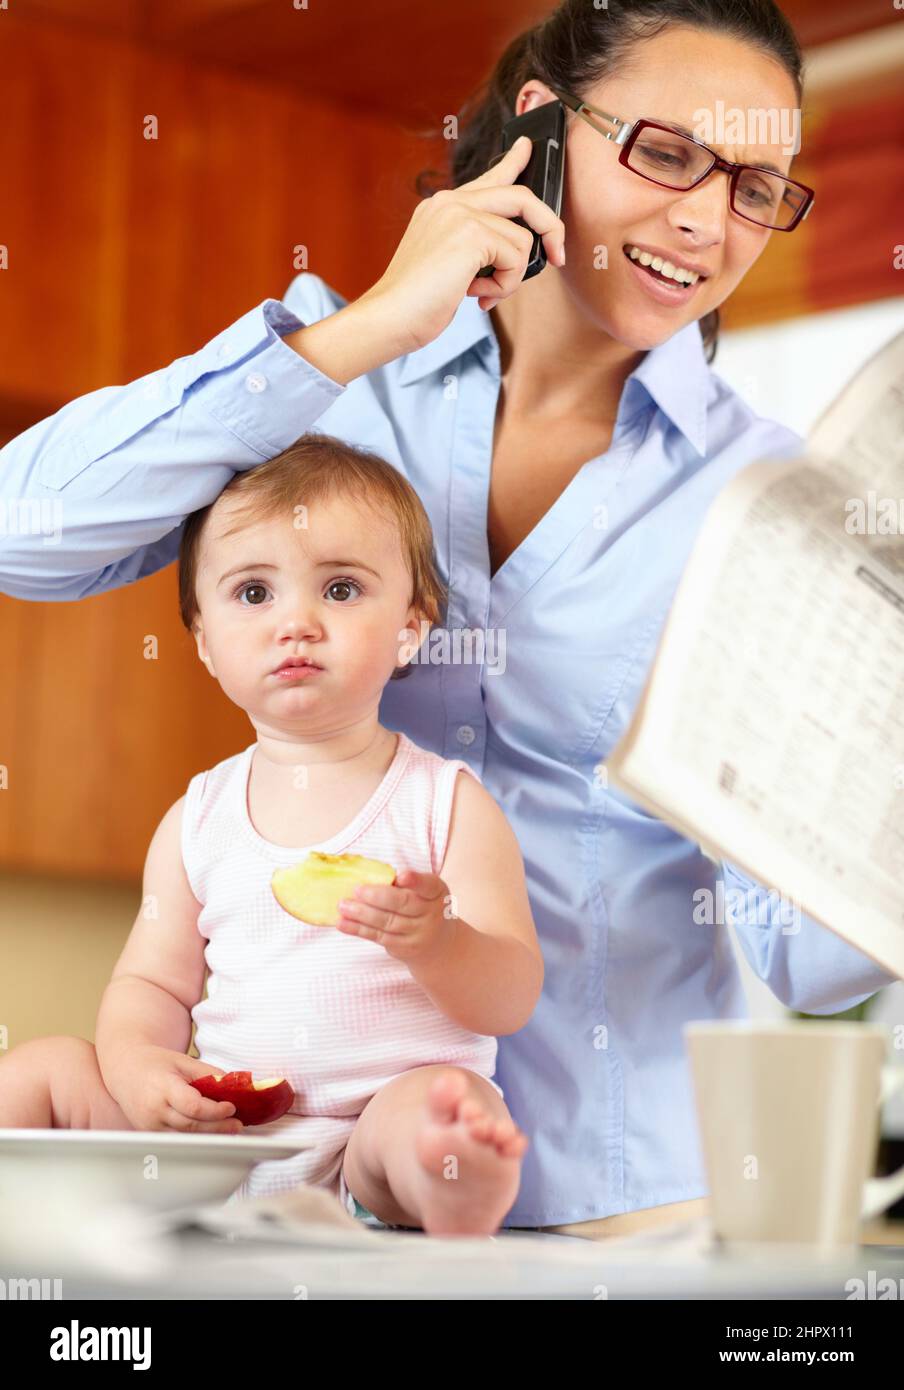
[0,433,543,1236]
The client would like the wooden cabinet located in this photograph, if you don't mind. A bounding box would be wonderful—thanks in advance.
[0,17,430,878]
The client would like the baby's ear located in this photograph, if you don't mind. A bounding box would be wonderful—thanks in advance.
[400,611,431,665]
[413,604,436,636]
[191,620,217,678]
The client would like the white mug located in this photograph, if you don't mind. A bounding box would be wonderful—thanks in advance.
[684,1020,904,1248]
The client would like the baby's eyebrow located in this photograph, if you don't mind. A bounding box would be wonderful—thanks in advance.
[217,562,279,587]
[313,558,382,579]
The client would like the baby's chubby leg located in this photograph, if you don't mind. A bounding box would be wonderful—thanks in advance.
[341,1066,528,1236]
[0,1036,132,1130]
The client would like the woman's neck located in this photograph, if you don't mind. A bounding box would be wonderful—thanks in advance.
[488,268,645,424]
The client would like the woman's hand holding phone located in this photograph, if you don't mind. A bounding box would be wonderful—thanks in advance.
[286,136,566,385]
[365,134,566,349]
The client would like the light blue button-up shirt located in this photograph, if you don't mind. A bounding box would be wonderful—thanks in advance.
[1,272,895,1225]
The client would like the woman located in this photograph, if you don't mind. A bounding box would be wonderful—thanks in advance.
[1,0,894,1237]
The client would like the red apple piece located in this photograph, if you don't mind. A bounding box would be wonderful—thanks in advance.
[190,1070,295,1126]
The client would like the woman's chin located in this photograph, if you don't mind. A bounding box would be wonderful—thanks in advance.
[609,306,703,351]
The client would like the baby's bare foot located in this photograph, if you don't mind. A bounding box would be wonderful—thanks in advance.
[411,1071,528,1236]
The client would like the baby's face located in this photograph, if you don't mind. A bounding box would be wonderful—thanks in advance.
[191,492,426,735]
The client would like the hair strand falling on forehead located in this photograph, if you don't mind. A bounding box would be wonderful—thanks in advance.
[414,0,805,365]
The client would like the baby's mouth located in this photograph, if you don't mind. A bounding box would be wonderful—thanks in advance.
[272,659,324,676]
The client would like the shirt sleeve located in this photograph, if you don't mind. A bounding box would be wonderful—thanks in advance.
[720,856,899,1012]
[0,297,347,601]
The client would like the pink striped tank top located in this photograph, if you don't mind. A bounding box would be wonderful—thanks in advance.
[180,729,501,1201]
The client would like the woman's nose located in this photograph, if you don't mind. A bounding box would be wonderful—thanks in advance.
[670,169,729,240]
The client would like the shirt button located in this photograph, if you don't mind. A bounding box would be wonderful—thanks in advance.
[217,342,231,360]
[456,725,476,746]
[244,372,268,393]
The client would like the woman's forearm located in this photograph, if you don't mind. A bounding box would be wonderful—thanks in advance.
[281,289,415,386]
[407,920,544,1037]
[95,975,192,1088]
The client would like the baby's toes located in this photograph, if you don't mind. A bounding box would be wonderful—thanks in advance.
[464,1108,496,1143]
[490,1115,519,1148]
[498,1128,530,1158]
[461,1106,495,1139]
[458,1095,484,1123]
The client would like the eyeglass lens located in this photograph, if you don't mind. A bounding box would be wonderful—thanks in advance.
[627,127,806,229]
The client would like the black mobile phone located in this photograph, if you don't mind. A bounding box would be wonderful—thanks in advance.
[476,99,566,282]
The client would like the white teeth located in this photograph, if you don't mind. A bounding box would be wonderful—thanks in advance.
[625,245,700,285]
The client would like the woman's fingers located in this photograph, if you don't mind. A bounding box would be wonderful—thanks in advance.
[458,179,565,255]
[462,211,537,303]
[470,132,534,180]
[462,139,567,270]
[462,197,565,307]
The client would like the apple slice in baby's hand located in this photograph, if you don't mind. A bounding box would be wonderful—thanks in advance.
[271,850,396,927]
[190,1070,295,1126]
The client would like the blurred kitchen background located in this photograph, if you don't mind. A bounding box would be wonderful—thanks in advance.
[0,0,902,1170]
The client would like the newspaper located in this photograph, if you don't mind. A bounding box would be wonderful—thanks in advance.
[607,329,904,979]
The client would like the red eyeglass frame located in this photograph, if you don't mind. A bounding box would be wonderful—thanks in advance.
[549,88,816,232]
[622,118,815,231]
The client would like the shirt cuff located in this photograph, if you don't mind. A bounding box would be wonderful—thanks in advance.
[191,298,347,458]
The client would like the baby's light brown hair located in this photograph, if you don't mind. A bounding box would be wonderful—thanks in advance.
[178,433,447,681]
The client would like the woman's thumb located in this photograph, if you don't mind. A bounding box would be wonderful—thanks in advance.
[505,134,532,162]
[486,134,532,175]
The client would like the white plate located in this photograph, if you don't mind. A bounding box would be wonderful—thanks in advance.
[0,1128,310,1215]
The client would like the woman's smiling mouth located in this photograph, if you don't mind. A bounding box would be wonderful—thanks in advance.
[622,244,709,305]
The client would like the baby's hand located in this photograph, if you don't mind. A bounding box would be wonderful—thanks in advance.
[105,1045,244,1134]
[336,869,455,963]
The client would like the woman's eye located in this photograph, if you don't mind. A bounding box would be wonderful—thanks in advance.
[637,144,684,168]
[234,581,270,606]
[740,186,773,207]
[325,578,363,603]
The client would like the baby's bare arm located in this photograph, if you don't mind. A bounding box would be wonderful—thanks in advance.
[407,772,544,1036]
[94,797,234,1128]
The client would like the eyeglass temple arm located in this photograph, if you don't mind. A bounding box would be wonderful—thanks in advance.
[548,88,634,146]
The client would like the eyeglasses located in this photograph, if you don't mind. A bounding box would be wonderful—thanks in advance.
[548,86,815,232]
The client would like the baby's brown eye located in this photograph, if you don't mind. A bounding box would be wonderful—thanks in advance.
[239,583,268,605]
[326,579,361,602]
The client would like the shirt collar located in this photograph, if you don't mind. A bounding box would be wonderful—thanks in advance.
[397,293,711,459]
[397,293,493,388]
[627,314,710,458]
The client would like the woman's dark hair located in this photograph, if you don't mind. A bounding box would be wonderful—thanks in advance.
[415,0,804,365]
